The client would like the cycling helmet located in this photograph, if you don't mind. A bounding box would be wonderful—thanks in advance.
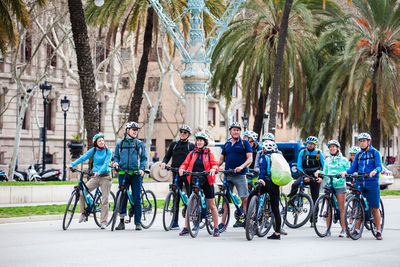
[249,131,258,141]
[243,131,251,138]
[125,121,140,130]
[349,146,361,154]
[179,124,192,134]
[229,122,242,130]
[327,140,340,148]
[262,132,275,141]
[263,141,277,152]
[194,132,208,141]
[92,133,104,143]
[357,132,371,141]
[306,136,318,145]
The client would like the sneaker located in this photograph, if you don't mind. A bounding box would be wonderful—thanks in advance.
[233,221,245,228]
[375,232,383,240]
[280,228,288,235]
[213,228,220,237]
[78,213,86,223]
[218,223,226,232]
[192,224,199,231]
[267,233,281,240]
[179,227,189,236]
[115,221,125,230]
[170,221,180,230]
[338,230,346,238]
[101,223,107,229]
[135,223,142,231]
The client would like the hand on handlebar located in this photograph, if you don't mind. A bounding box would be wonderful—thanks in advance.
[341,171,347,179]
[209,168,216,176]
[93,172,100,177]
[160,163,166,170]
[370,170,377,177]
[257,179,266,187]
[179,168,184,177]
[304,177,310,183]
[138,170,144,176]
[113,162,119,169]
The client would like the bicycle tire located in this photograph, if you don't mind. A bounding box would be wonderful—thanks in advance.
[313,195,332,237]
[205,204,214,235]
[344,194,364,240]
[62,190,79,230]
[141,190,157,229]
[280,193,288,228]
[111,190,123,231]
[370,198,385,237]
[215,192,230,233]
[162,191,176,231]
[285,193,313,229]
[94,191,116,227]
[245,196,258,241]
[256,197,274,237]
[187,193,201,238]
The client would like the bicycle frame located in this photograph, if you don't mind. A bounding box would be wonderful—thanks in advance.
[218,170,244,218]
[72,169,100,215]
[320,175,341,223]
[119,171,153,214]
[347,175,372,221]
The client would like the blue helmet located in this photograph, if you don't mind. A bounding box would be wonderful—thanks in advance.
[262,132,275,141]
[327,140,340,148]
[243,131,251,137]
[306,136,318,145]
[93,133,104,143]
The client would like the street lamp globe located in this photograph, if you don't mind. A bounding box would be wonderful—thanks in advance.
[60,96,70,112]
[241,113,249,130]
[40,81,52,99]
[94,0,104,7]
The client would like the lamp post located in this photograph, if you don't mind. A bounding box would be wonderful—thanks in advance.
[60,96,70,181]
[242,113,249,132]
[40,81,52,172]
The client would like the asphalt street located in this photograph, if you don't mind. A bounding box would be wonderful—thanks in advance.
[0,198,399,267]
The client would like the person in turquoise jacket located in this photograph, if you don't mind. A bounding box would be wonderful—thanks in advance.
[68,133,112,229]
[322,140,350,237]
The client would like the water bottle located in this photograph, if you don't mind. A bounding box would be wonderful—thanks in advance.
[181,191,188,203]
[232,193,240,205]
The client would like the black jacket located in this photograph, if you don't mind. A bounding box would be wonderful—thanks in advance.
[162,140,195,168]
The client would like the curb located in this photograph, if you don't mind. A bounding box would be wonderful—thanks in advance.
[0,214,63,224]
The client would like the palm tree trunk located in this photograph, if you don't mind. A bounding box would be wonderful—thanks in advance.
[128,7,154,122]
[253,88,269,138]
[339,126,348,154]
[370,67,381,149]
[67,0,99,147]
[268,0,293,135]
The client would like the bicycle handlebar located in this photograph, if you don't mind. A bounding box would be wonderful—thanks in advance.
[70,168,93,176]
[113,166,150,174]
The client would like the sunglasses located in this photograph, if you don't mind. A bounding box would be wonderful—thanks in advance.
[180,131,189,134]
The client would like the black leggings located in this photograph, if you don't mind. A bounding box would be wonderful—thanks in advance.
[288,177,321,205]
[248,180,281,233]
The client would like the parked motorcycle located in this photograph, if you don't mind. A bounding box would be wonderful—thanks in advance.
[34,163,61,181]
[13,163,41,182]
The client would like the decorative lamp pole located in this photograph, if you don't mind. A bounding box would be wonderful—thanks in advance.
[60,96,70,181]
[241,113,249,131]
[40,81,52,172]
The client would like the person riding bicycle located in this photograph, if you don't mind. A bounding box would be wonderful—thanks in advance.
[161,125,195,229]
[348,146,361,164]
[323,140,350,237]
[254,141,282,240]
[218,122,253,229]
[178,132,220,237]
[288,136,325,227]
[341,133,383,240]
[243,131,262,170]
[113,121,147,231]
[68,133,112,229]
[254,133,283,173]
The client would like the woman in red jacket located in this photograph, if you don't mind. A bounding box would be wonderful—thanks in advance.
[178,132,220,237]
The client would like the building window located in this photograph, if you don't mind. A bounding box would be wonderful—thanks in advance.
[120,47,130,60]
[46,37,57,67]
[120,77,130,89]
[232,83,237,98]
[19,97,31,130]
[20,32,32,63]
[45,99,55,131]
[220,119,225,127]
[277,112,283,129]
[165,139,173,152]
[232,109,239,122]
[96,43,110,72]
[151,139,157,152]
[208,107,216,126]
[149,46,162,62]
[147,105,162,122]
[148,77,160,92]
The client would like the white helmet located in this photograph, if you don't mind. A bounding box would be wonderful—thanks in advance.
[357,132,371,141]
[262,132,275,141]
[349,146,361,154]
[125,121,140,130]
[263,141,277,152]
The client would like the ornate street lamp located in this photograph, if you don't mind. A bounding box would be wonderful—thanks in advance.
[60,96,70,181]
[242,113,249,132]
[39,81,52,171]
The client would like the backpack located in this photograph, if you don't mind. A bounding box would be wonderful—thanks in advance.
[171,141,192,153]
[301,148,322,166]
[356,150,375,166]
[119,137,141,154]
[223,139,246,154]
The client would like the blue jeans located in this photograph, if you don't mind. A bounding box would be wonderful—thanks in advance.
[118,174,142,224]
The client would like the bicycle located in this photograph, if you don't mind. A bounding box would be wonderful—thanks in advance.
[62,168,116,230]
[285,172,315,228]
[110,168,157,231]
[245,181,275,241]
[185,170,214,238]
[313,174,343,237]
[344,173,385,240]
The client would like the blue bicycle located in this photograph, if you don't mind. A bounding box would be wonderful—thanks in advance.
[245,182,274,241]
[62,168,116,230]
[110,169,157,231]
[344,174,385,240]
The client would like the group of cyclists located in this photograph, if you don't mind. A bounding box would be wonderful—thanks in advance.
[69,120,383,240]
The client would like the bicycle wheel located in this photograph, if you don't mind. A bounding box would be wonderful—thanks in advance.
[344,195,364,240]
[370,198,385,237]
[285,193,313,228]
[279,193,288,228]
[245,196,258,241]
[162,191,176,231]
[111,190,123,231]
[187,193,201,238]
[62,190,79,230]
[94,191,116,227]
[205,204,214,235]
[313,195,332,237]
[256,198,274,237]
[215,192,230,233]
[141,190,157,229]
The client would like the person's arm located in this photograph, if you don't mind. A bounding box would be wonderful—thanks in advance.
[219,154,225,166]
[258,156,266,180]
[99,149,113,174]
[322,158,328,175]
[297,150,304,173]
[70,148,94,167]
[113,141,120,167]
[319,151,325,169]
[239,140,253,169]
[254,151,261,173]
[371,150,382,176]
[162,142,175,164]
[179,152,192,176]
[139,142,147,171]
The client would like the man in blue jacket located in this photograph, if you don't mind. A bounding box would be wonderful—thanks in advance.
[113,121,147,230]
[341,132,383,240]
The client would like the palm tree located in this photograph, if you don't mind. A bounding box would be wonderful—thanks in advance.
[308,0,400,149]
[0,0,30,55]
[67,0,99,146]
[211,0,342,136]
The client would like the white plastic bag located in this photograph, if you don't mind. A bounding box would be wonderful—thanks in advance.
[271,153,293,186]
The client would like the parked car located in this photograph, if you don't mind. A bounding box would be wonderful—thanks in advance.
[380,166,394,190]
[276,141,305,179]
